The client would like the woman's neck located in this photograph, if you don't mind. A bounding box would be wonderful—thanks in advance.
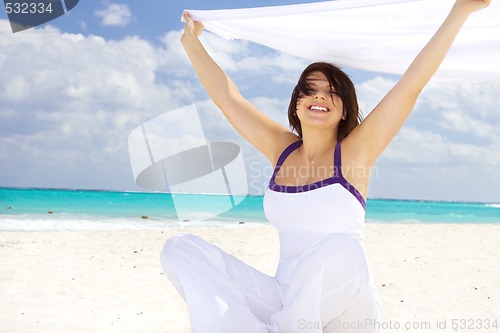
[299,128,338,159]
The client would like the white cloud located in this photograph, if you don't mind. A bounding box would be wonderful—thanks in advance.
[361,77,500,201]
[250,96,290,125]
[441,109,494,137]
[95,3,132,27]
[356,76,500,154]
[158,30,195,78]
[1,75,30,101]
[0,22,185,189]
[420,81,500,139]
[381,127,500,167]
[356,76,396,117]
[0,21,297,191]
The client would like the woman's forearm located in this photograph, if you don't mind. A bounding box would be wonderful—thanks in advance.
[180,32,238,107]
[398,2,471,95]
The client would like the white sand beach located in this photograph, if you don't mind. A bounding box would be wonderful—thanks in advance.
[0,223,499,333]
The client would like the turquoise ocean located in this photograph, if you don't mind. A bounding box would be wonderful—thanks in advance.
[1,187,499,231]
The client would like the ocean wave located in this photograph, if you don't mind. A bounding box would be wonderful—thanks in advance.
[486,203,500,208]
[0,217,267,231]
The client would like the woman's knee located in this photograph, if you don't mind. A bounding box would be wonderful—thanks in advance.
[160,233,201,298]
[161,233,199,255]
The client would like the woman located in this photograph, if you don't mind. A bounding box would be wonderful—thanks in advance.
[161,1,491,332]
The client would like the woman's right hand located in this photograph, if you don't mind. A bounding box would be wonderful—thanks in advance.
[183,12,204,37]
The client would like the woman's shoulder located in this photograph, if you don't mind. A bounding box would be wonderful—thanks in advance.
[268,132,301,167]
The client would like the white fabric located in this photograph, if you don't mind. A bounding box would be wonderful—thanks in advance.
[264,184,366,285]
[185,0,500,83]
[160,142,381,332]
[161,233,380,333]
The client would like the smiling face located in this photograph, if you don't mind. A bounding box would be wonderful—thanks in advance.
[288,62,362,140]
[295,71,345,130]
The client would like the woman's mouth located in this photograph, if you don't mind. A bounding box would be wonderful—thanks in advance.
[308,105,330,112]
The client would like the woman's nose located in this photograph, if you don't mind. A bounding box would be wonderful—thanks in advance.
[313,91,327,100]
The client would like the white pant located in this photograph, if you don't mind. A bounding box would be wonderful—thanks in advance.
[160,233,381,333]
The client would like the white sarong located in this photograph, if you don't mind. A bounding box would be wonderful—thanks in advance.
[185,0,500,83]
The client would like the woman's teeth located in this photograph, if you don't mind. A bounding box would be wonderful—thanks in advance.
[310,105,329,112]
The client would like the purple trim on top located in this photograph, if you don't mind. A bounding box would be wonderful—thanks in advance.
[268,140,366,210]
[272,140,303,176]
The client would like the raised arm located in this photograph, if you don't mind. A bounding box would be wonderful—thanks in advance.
[180,13,295,162]
[349,0,491,164]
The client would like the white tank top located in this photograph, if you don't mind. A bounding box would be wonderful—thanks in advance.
[263,140,366,282]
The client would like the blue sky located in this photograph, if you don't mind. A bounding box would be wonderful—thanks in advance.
[1,1,499,202]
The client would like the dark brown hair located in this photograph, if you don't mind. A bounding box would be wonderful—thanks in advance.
[288,62,363,140]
